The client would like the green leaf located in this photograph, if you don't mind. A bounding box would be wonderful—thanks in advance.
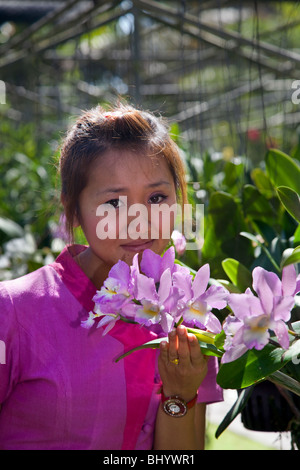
[268,371,300,397]
[276,186,300,223]
[281,339,300,363]
[217,344,291,389]
[294,224,300,245]
[291,320,300,335]
[250,167,274,198]
[197,341,223,357]
[214,330,226,350]
[242,184,276,224]
[201,191,253,277]
[265,149,300,195]
[215,386,254,438]
[281,245,300,268]
[222,258,252,292]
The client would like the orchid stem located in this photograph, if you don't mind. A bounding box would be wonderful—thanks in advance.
[174,316,184,328]
[288,329,299,338]
[269,338,281,348]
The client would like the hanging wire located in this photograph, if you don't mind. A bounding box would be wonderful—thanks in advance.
[254,1,269,149]
[177,0,190,150]
[194,2,208,156]
[217,0,239,156]
[244,3,258,170]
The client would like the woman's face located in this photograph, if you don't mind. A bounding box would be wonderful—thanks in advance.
[75,148,178,276]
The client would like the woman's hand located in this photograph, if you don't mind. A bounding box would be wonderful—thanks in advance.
[158,325,208,402]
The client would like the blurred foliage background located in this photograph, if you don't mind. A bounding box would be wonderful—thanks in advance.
[0,0,300,281]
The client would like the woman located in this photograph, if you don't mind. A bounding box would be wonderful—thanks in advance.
[0,103,223,450]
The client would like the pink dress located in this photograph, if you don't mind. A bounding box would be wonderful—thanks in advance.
[0,245,223,449]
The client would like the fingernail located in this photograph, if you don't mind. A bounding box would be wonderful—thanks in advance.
[188,333,196,342]
[177,325,185,335]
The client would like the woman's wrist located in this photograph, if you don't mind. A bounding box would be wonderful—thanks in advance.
[161,387,198,404]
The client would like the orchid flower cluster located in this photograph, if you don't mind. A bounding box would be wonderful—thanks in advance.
[222,264,300,363]
[82,243,300,365]
[82,245,227,337]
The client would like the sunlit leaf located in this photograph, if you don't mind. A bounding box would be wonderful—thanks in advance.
[217,344,290,389]
[281,245,300,268]
[266,149,300,194]
[222,258,252,292]
[276,186,300,223]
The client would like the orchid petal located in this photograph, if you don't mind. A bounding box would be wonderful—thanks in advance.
[272,295,295,322]
[81,311,96,329]
[135,272,157,301]
[223,315,244,337]
[161,246,175,273]
[282,264,297,296]
[140,249,162,282]
[192,264,210,298]
[221,343,248,363]
[171,230,186,255]
[252,267,281,313]
[182,300,207,329]
[163,287,184,315]
[132,299,160,325]
[119,302,139,319]
[228,292,263,320]
[242,325,269,350]
[158,268,172,304]
[172,271,193,300]
[129,253,140,297]
[160,311,176,334]
[273,320,290,349]
[108,260,130,285]
[97,315,119,335]
[295,274,300,295]
[205,312,222,334]
[200,284,228,309]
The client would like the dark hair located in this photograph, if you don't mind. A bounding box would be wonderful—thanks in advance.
[59,103,187,241]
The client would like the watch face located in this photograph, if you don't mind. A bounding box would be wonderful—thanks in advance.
[163,398,187,417]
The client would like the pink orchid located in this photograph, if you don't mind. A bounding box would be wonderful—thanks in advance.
[171,230,187,256]
[81,259,134,333]
[140,246,190,283]
[173,263,228,334]
[121,267,184,334]
[222,264,300,363]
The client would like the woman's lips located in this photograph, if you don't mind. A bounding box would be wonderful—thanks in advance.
[120,240,154,252]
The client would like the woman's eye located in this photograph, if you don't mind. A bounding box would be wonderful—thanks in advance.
[106,198,121,208]
[149,194,167,204]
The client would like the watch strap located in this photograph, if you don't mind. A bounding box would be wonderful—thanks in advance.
[161,390,198,409]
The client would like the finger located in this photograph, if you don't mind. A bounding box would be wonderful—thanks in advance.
[187,333,207,367]
[167,329,178,362]
[177,325,191,366]
[159,341,170,367]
